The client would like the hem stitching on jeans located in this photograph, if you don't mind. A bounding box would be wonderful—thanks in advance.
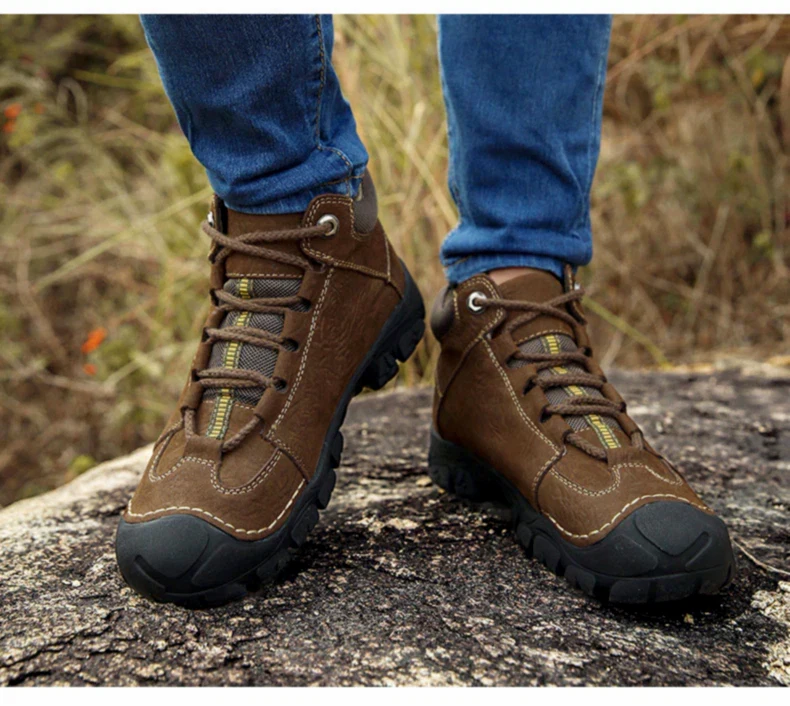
[575,21,609,235]
[313,15,355,197]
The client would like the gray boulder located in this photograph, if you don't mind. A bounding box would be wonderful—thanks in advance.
[0,371,788,685]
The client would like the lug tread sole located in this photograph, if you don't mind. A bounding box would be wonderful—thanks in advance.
[427,433,735,606]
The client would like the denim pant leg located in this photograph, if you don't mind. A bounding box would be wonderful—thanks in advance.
[438,15,612,283]
[140,14,368,214]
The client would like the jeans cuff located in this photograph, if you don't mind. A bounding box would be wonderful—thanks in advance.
[443,253,566,285]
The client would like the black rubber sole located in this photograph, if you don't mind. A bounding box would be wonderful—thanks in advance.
[116,264,426,608]
[428,430,736,605]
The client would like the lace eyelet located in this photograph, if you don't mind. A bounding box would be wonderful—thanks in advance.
[317,214,339,237]
[274,378,288,393]
[206,211,215,227]
[523,378,536,395]
[283,338,299,352]
[539,406,552,423]
[467,291,487,313]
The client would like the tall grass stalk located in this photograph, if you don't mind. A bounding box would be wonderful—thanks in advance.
[0,15,787,503]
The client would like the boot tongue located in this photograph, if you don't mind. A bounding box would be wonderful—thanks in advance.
[200,205,308,439]
[221,208,305,278]
[496,269,574,343]
[498,268,628,449]
[225,209,302,236]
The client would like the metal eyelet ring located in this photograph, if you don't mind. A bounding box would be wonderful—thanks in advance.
[467,291,487,313]
[207,211,215,227]
[317,214,340,237]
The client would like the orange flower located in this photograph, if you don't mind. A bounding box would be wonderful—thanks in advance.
[2,121,15,134]
[4,103,22,119]
[81,327,107,354]
[83,363,97,376]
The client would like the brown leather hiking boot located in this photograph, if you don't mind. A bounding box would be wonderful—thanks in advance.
[428,267,735,604]
[116,172,425,607]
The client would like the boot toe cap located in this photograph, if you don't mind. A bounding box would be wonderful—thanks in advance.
[115,514,211,600]
[571,500,736,603]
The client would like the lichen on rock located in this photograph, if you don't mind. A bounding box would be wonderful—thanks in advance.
[0,371,788,685]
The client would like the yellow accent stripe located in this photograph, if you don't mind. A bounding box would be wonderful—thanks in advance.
[207,278,253,439]
[544,334,620,450]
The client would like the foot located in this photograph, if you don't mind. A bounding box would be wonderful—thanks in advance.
[428,266,735,604]
[116,172,425,607]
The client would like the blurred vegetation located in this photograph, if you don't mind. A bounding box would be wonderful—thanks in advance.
[0,15,788,505]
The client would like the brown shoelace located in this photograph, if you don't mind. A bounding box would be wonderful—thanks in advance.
[182,218,332,451]
[477,286,644,460]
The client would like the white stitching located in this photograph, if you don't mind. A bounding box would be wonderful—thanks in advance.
[545,493,707,540]
[126,480,306,536]
[462,275,499,303]
[210,450,281,495]
[438,280,504,394]
[551,465,622,497]
[550,461,682,496]
[483,340,556,452]
[267,434,308,479]
[231,401,258,412]
[158,420,184,443]
[384,239,404,298]
[225,273,302,280]
[303,197,391,279]
[150,455,215,483]
[436,279,504,413]
[638,460,684,486]
[514,329,570,346]
[268,268,333,434]
[146,427,179,479]
[305,196,355,233]
[481,339,563,502]
[303,243,389,281]
[384,235,392,284]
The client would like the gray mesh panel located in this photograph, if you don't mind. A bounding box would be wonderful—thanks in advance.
[224,277,302,299]
[204,277,302,406]
[517,333,622,434]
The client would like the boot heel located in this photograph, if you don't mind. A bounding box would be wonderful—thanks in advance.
[428,430,506,504]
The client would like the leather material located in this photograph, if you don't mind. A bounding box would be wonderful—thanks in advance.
[429,284,454,342]
[124,174,404,540]
[497,270,579,344]
[353,170,378,234]
[433,272,712,548]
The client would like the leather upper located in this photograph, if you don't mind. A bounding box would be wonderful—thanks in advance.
[124,182,405,540]
[432,270,711,547]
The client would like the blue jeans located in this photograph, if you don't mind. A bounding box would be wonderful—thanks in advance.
[140,15,612,282]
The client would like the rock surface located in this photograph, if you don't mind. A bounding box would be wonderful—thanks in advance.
[0,370,788,686]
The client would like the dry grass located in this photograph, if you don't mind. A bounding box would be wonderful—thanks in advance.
[0,15,788,504]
